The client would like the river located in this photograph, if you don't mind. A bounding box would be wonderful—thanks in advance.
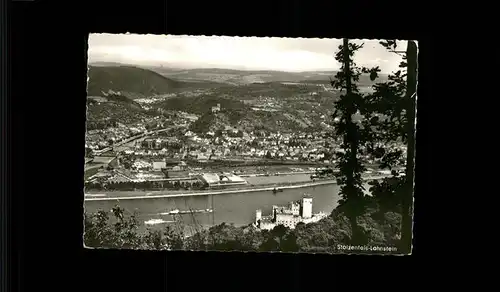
[84,175,373,233]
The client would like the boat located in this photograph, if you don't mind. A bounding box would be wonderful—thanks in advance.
[160,208,213,215]
[169,209,180,215]
[185,209,214,214]
[272,187,284,194]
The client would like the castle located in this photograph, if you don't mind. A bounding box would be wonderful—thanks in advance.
[254,195,327,230]
[211,103,221,114]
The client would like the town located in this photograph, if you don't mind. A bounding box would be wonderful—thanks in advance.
[84,100,406,192]
[84,34,417,254]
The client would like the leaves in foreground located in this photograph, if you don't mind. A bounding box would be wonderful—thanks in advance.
[84,201,402,254]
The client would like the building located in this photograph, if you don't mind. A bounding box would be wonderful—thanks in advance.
[197,172,247,188]
[141,138,156,149]
[254,195,327,230]
[211,103,221,114]
[197,154,209,162]
[132,160,151,171]
[152,161,167,171]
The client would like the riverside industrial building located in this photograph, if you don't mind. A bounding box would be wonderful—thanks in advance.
[197,173,247,188]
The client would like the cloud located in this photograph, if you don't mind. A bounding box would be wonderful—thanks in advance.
[88,34,409,73]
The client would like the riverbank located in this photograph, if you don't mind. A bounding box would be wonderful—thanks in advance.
[84,175,387,201]
[84,179,338,201]
[239,170,315,177]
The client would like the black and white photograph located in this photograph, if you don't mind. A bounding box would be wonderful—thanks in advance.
[84,33,417,254]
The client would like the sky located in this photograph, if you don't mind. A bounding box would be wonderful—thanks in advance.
[88,33,413,73]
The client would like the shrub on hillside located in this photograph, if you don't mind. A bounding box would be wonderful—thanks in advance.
[84,202,402,252]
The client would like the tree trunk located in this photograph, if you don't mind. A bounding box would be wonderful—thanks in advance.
[342,38,364,245]
[401,40,418,254]
[343,38,355,191]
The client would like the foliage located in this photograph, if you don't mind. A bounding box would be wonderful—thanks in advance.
[329,39,374,245]
[84,206,143,249]
[160,95,247,116]
[294,217,348,253]
[84,204,401,253]
[84,205,186,250]
[189,112,217,134]
[360,40,418,253]
[84,40,414,253]
[327,39,416,250]
[86,101,154,129]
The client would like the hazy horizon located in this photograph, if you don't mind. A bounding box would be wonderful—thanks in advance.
[88,60,346,74]
[88,34,413,74]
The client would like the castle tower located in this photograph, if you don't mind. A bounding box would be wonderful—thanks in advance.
[255,209,262,225]
[289,201,300,216]
[301,197,313,219]
[272,205,279,221]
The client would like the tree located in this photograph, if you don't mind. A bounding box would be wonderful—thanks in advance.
[84,206,143,249]
[85,205,188,250]
[362,40,418,253]
[122,160,132,169]
[330,39,370,245]
[293,217,353,253]
[257,224,299,252]
[141,229,166,250]
[238,225,265,251]
[401,41,417,253]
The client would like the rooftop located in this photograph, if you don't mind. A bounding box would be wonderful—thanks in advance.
[223,173,247,183]
[274,207,295,215]
[199,173,247,184]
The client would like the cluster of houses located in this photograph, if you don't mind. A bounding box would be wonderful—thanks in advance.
[85,112,194,154]
[115,128,340,164]
[183,145,330,162]
[86,124,144,151]
[134,93,178,105]
[128,159,187,172]
[179,130,337,163]
[140,137,182,150]
[250,98,282,112]
[96,121,408,169]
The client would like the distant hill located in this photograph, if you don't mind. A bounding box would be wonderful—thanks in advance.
[159,95,248,115]
[147,67,326,85]
[88,62,126,67]
[86,97,154,130]
[187,107,315,135]
[87,65,185,99]
[146,66,388,86]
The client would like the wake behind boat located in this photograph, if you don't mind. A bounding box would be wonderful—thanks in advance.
[159,208,213,216]
[144,218,175,225]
